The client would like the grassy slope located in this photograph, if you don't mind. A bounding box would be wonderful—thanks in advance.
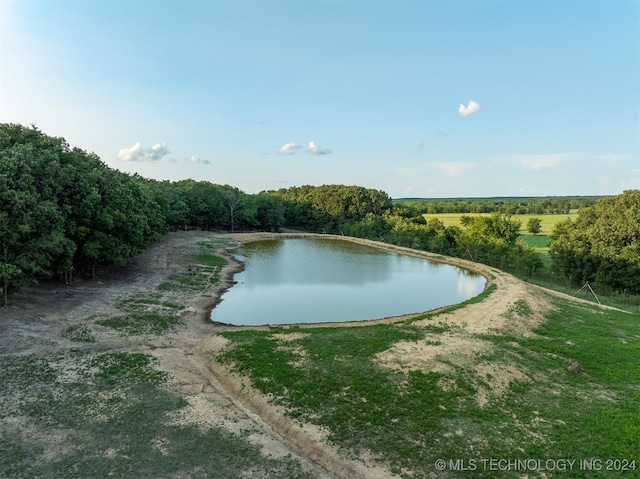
[218,296,640,478]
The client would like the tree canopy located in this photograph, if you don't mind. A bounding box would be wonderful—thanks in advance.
[549,190,640,294]
[395,196,599,215]
[267,185,393,231]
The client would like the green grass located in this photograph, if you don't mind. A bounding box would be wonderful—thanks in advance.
[409,283,498,322]
[105,252,227,336]
[88,352,170,385]
[96,295,189,336]
[218,296,640,478]
[519,234,551,268]
[117,297,184,313]
[158,253,227,292]
[62,324,97,343]
[500,298,533,320]
[97,312,182,335]
[190,252,228,269]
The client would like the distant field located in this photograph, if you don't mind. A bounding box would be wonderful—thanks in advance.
[422,212,576,236]
[423,212,577,269]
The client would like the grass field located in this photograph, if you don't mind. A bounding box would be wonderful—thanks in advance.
[219,295,640,478]
[422,213,576,236]
[423,213,576,270]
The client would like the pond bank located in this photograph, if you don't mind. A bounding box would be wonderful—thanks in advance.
[2,230,614,479]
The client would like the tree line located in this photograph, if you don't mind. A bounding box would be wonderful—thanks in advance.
[395,196,600,215]
[2,124,638,305]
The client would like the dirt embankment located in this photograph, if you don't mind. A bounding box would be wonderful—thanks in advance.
[0,230,616,479]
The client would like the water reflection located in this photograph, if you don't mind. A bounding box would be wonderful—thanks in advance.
[211,238,485,326]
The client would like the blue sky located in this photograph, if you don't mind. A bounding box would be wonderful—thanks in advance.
[1,0,638,198]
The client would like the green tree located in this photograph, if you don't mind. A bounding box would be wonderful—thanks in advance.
[268,184,392,232]
[527,217,542,235]
[464,213,521,246]
[549,190,640,293]
[0,125,69,304]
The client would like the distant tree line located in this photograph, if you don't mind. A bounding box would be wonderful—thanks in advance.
[394,196,600,215]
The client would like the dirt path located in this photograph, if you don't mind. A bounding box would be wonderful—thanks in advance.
[0,231,616,479]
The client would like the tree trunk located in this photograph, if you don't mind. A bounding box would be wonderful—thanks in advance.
[2,279,7,307]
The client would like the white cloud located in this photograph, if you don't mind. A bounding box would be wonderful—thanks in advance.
[494,153,581,170]
[594,154,629,163]
[279,142,301,155]
[432,161,478,176]
[518,187,544,194]
[118,141,170,162]
[118,142,146,162]
[622,169,640,188]
[307,141,332,155]
[190,155,211,165]
[458,100,483,117]
[148,143,170,161]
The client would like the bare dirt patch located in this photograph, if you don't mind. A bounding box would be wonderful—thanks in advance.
[375,333,489,374]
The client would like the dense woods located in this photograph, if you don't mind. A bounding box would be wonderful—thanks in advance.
[1,124,638,305]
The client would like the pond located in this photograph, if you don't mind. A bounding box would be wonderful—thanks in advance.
[210,238,486,326]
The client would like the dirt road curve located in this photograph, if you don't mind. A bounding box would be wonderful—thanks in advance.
[0,231,611,479]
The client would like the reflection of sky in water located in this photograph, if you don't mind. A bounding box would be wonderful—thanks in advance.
[212,238,485,325]
[238,239,397,287]
[457,271,483,297]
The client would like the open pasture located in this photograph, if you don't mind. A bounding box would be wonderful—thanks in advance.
[423,212,576,235]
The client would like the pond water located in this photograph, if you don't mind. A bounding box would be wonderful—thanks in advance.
[210,238,486,326]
